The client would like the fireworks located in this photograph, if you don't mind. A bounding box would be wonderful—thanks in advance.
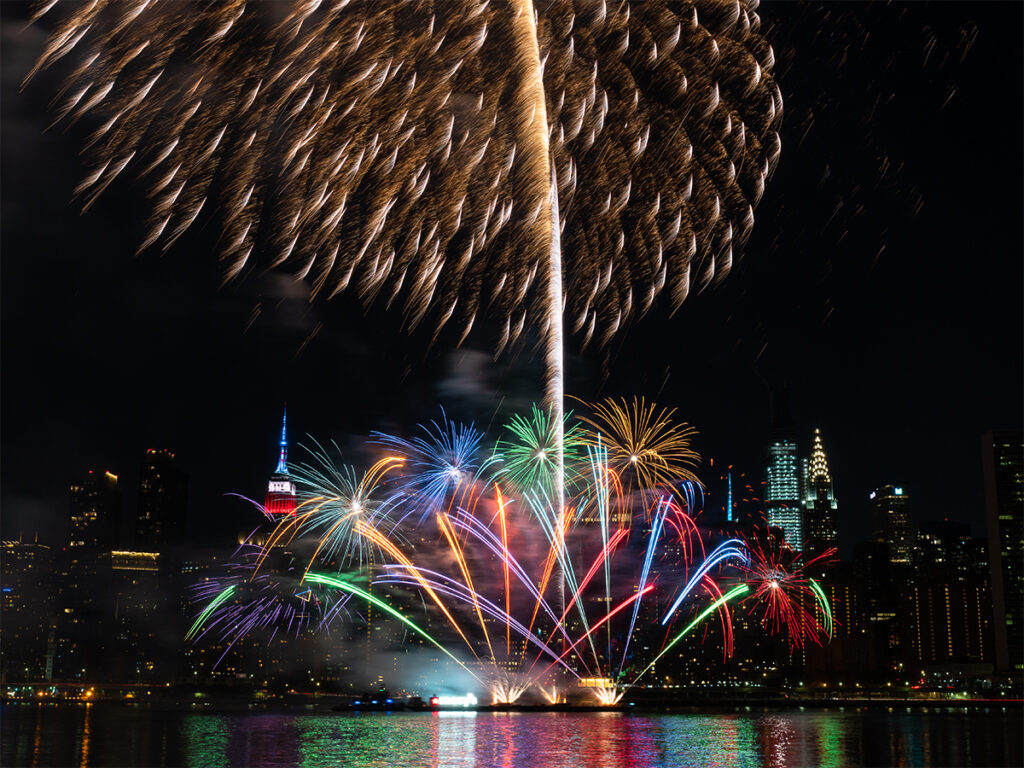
[30,0,781,348]
[186,404,833,701]
[493,404,585,496]
[579,396,701,495]
[283,447,403,568]
[187,545,350,666]
[371,411,495,524]
[737,532,838,649]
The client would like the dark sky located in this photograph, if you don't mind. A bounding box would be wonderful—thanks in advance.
[2,2,1021,558]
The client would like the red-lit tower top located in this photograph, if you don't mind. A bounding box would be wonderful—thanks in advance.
[264,406,296,517]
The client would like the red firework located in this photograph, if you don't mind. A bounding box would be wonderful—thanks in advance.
[737,530,837,650]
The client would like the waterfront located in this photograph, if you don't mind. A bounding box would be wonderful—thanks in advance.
[2,705,1021,767]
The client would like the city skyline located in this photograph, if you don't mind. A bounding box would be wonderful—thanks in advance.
[0,2,1021,766]
[2,3,1020,561]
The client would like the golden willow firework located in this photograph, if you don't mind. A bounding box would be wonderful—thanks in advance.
[30,0,781,348]
[578,396,701,493]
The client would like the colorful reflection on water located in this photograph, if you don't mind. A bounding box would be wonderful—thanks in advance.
[2,705,1021,767]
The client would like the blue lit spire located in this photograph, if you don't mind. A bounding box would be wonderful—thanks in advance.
[726,471,733,523]
[275,405,289,475]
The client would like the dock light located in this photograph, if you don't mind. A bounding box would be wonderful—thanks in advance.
[435,693,478,707]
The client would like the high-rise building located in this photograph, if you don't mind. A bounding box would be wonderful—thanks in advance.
[765,442,802,550]
[109,550,162,681]
[765,391,803,549]
[135,449,188,551]
[915,520,986,581]
[1,539,56,682]
[982,429,1023,673]
[264,407,297,517]
[54,470,123,681]
[803,429,838,560]
[871,484,912,565]
[904,579,993,667]
[68,469,122,549]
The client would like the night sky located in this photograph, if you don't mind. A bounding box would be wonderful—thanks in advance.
[2,2,1020,558]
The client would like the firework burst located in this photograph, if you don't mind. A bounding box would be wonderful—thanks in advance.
[186,544,350,667]
[578,396,701,498]
[30,0,781,348]
[493,404,586,496]
[737,532,837,649]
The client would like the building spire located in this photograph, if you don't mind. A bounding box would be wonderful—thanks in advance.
[808,427,831,483]
[275,404,288,475]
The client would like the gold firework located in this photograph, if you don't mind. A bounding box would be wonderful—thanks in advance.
[29,1,781,347]
[578,396,700,492]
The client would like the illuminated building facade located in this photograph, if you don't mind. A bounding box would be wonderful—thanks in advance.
[764,390,803,550]
[982,429,1023,673]
[765,440,802,550]
[1,540,56,682]
[264,407,297,517]
[871,484,912,565]
[905,580,993,666]
[803,428,838,561]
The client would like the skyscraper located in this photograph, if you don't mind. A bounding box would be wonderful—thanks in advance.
[803,428,838,560]
[765,392,802,549]
[1,539,56,682]
[135,448,188,551]
[68,469,122,549]
[265,407,297,517]
[56,470,123,680]
[871,484,912,565]
[982,429,1023,674]
[109,550,163,682]
[905,580,993,666]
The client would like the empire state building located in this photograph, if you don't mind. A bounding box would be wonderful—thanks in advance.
[264,407,297,517]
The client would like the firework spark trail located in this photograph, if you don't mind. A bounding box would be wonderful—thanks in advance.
[494,484,512,655]
[520,489,574,647]
[303,572,487,687]
[662,538,749,625]
[698,575,735,662]
[436,510,498,663]
[185,584,236,641]
[619,496,671,675]
[546,164,565,527]
[522,527,628,679]
[353,520,480,656]
[374,568,578,678]
[633,583,751,685]
[30,1,782,350]
[534,585,655,680]
[809,578,833,638]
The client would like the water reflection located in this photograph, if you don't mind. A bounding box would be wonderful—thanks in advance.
[435,712,477,768]
[1,706,1021,767]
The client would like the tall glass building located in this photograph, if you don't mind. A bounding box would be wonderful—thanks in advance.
[765,440,803,550]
